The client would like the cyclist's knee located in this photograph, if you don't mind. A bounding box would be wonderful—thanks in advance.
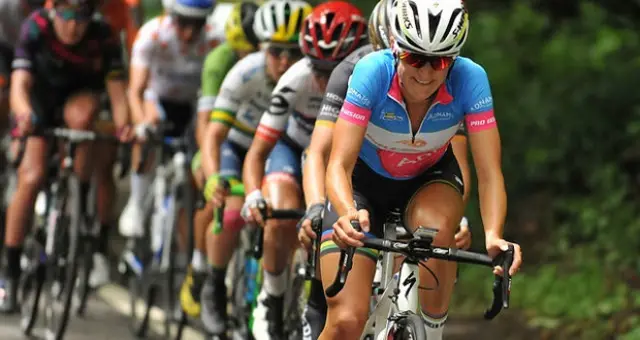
[17,162,46,191]
[222,209,243,232]
[63,92,100,129]
[325,304,368,338]
[262,172,301,205]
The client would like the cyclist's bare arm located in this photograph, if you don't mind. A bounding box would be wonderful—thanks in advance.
[127,65,149,123]
[195,109,209,147]
[302,125,333,206]
[468,127,506,239]
[242,136,274,193]
[9,70,33,115]
[326,118,366,217]
[202,121,231,177]
[106,78,130,129]
[451,134,471,204]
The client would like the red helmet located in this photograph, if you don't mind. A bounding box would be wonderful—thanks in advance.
[300,1,367,65]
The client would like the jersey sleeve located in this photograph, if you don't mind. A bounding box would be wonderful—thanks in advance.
[339,52,389,127]
[315,60,354,129]
[198,45,235,113]
[209,56,251,126]
[255,61,305,144]
[12,12,43,71]
[98,21,126,80]
[462,62,496,133]
[130,17,159,68]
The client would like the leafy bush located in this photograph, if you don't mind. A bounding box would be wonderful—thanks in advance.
[453,1,640,337]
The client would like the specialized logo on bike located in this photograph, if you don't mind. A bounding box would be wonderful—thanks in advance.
[401,271,416,298]
[377,143,448,178]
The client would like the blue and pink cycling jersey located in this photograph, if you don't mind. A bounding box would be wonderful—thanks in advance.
[339,50,496,180]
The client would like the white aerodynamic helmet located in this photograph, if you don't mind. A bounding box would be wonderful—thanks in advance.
[390,0,469,56]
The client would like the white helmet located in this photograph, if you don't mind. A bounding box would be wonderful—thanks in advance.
[253,0,312,43]
[390,0,469,56]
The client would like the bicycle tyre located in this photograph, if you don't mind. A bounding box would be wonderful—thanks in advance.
[18,233,45,336]
[390,312,427,340]
[174,181,196,340]
[74,235,94,316]
[44,175,81,340]
[163,194,182,338]
[128,232,155,337]
[228,238,249,337]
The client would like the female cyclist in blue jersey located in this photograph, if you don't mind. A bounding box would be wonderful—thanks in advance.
[320,1,523,339]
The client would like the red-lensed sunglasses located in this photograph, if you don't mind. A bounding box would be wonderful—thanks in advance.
[398,50,455,71]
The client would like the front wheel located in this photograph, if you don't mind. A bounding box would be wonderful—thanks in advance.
[388,312,427,340]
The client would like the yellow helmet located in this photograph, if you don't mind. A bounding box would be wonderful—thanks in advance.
[225,2,260,52]
[253,0,312,44]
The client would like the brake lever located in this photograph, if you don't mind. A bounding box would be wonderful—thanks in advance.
[325,220,360,297]
[483,244,514,319]
[305,217,322,280]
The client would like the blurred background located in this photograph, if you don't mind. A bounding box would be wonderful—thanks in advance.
[141,0,640,338]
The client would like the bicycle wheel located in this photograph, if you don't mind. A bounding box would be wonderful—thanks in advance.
[43,176,81,340]
[127,232,155,337]
[174,181,196,340]
[74,234,94,316]
[18,231,45,336]
[284,249,308,339]
[228,237,249,337]
[162,194,183,338]
[74,181,99,316]
[389,312,427,340]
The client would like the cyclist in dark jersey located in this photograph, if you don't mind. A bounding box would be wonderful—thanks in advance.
[0,0,45,130]
[0,0,130,313]
[297,1,471,337]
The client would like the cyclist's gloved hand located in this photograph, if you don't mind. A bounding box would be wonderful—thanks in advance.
[454,216,472,250]
[298,203,324,250]
[203,174,229,208]
[332,208,369,249]
[134,123,156,141]
[241,189,267,226]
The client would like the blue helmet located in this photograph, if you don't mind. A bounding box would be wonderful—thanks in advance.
[172,0,215,19]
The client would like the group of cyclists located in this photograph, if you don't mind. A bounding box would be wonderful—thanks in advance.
[0,0,524,338]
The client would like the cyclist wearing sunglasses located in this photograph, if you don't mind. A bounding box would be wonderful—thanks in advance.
[119,0,222,238]
[240,2,367,339]
[296,1,471,338]
[175,0,264,332]
[320,0,523,339]
[0,0,130,313]
[193,2,312,336]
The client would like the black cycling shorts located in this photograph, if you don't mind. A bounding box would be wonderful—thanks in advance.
[30,80,104,127]
[155,99,194,138]
[319,146,463,261]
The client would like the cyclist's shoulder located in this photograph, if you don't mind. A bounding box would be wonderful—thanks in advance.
[223,51,267,87]
[344,44,375,65]
[18,9,50,41]
[136,15,165,39]
[347,49,395,103]
[449,56,489,84]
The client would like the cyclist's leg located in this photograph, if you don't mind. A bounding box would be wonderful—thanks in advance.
[0,91,57,312]
[301,277,327,340]
[403,149,464,339]
[119,96,161,237]
[252,140,304,337]
[63,91,100,182]
[317,192,379,339]
[200,141,245,334]
[91,105,118,287]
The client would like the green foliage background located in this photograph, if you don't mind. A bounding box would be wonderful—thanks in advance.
[138,0,640,337]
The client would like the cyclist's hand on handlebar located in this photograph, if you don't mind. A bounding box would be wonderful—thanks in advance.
[455,216,472,250]
[204,174,229,208]
[134,123,155,141]
[14,111,35,136]
[241,189,267,226]
[116,125,135,142]
[486,235,522,276]
[298,203,324,249]
[332,208,369,248]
